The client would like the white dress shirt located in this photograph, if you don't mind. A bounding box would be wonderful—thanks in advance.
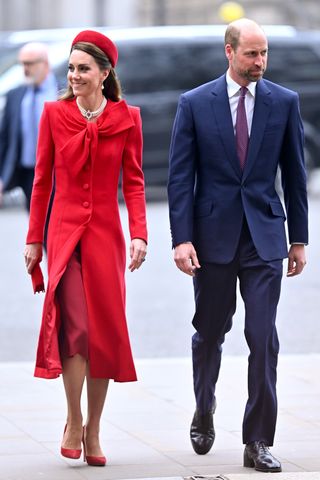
[226,70,256,137]
[20,72,57,168]
[226,71,305,246]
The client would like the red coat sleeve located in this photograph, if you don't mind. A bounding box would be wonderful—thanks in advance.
[26,103,54,244]
[122,107,148,243]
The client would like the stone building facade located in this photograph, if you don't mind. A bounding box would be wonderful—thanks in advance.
[138,0,320,29]
[0,0,319,31]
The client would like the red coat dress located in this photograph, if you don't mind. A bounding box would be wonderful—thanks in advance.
[26,98,148,381]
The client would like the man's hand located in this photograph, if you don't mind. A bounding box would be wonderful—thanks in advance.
[287,244,306,277]
[174,242,200,276]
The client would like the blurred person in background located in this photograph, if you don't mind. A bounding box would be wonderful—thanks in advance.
[24,30,147,467]
[168,18,308,473]
[0,42,58,209]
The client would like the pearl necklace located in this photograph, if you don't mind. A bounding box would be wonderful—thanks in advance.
[76,96,107,120]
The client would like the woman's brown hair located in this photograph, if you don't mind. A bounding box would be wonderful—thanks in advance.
[59,41,122,102]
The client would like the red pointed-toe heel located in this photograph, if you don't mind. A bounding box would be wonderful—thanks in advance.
[82,426,107,467]
[60,424,82,459]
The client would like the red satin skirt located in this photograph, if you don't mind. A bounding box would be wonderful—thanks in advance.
[56,245,89,360]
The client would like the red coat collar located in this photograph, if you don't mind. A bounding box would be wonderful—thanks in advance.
[58,98,135,177]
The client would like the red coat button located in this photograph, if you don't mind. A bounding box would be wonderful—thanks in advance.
[83,201,89,208]
[83,183,89,190]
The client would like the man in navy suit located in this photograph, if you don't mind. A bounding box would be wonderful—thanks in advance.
[168,18,308,473]
[0,42,57,210]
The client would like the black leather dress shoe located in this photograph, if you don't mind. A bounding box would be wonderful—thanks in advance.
[244,441,282,472]
[190,399,216,455]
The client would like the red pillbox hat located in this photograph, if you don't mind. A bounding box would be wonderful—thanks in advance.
[71,30,118,67]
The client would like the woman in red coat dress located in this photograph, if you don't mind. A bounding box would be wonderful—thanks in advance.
[24,30,147,466]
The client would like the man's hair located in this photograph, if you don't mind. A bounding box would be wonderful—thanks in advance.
[225,19,266,51]
[224,25,241,51]
[19,42,49,62]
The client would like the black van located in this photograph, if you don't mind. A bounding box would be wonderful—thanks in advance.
[111,25,320,191]
[1,25,320,195]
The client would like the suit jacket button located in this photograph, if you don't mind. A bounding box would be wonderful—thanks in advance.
[83,201,89,208]
[83,183,89,190]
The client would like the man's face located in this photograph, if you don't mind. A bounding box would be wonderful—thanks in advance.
[226,28,268,85]
[18,49,48,85]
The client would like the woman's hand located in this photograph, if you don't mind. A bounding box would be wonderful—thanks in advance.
[128,238,147,272]
[24,243,43,274]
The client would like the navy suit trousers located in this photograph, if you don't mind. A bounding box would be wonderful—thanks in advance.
[192,219,283,445]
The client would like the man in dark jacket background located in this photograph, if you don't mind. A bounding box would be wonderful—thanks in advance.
[0,42,57,210]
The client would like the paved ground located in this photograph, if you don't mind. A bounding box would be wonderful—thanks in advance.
[0,181,319,479]
[0,355,320,480]
[1,194,320,361]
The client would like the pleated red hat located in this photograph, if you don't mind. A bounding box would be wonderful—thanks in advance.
[71,30,118,67]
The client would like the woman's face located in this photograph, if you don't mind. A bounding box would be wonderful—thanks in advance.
[67,49,108,98]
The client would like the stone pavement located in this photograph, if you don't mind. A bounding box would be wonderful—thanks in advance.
[0,354,319,480]
[1,191,319,480]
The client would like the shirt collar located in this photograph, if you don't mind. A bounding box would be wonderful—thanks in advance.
[29,72,56,93]
[226,70,256,99]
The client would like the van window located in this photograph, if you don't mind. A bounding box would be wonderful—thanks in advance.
[266,43,320,84]
[117,40,227,94]
[0,47,19,75]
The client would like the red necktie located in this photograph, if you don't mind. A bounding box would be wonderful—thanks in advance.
[236,86,249,170]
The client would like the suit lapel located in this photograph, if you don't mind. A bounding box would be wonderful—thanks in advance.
[242,79,272,181]
[210,76,242,179]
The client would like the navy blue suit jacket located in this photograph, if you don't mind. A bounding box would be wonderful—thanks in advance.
[168,74,308,263]
[0,85,26,190]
